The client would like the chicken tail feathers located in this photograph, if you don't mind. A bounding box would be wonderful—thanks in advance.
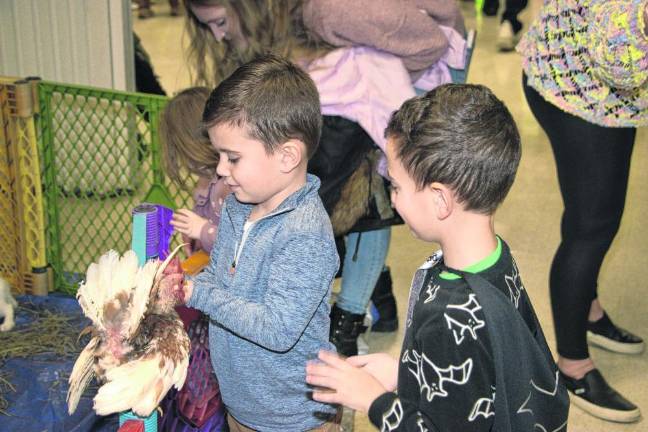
[94,355,186,417]
[67,336,99,414]
[77,250,139,330]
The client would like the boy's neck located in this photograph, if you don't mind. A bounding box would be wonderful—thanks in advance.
[439,213,498,270]
[249,172,307,221]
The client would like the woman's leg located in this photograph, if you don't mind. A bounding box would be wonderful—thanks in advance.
[137,0,154,18]
[523,78,635,361]
[496,0,528,51]
[502,0,529,33]
[523,76,640,421]
[330,227,391,356]
[337,227,391,314]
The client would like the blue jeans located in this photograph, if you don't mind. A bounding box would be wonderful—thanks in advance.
[337,227,391,314]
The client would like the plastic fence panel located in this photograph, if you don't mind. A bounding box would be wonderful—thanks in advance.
[14,106,47,271]
[38,82,192,293]
[0,82,23,292]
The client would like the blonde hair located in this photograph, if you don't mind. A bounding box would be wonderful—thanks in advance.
[160,87,219,190]
[183,0,327,86]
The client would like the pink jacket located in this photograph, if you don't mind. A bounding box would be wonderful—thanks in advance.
[193,175,230,252]
[302,0,465,77]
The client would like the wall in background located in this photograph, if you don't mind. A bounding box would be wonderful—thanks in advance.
[0,0,134,90]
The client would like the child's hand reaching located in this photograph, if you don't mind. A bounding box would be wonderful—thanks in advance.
[347,353,399,392]
[171,209,208,240]
[306,350,387,413]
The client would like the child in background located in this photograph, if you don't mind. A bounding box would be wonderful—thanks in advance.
[183,55,340,431]
[306,84,569,430]
[159,87,229,430]
[161,87,230,254]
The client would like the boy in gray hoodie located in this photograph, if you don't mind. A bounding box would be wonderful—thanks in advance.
[182,55,340,431]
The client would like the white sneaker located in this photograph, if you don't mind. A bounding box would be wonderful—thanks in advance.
[497,20,519,52]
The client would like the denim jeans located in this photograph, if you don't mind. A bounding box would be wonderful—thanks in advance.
[337,227,391,314]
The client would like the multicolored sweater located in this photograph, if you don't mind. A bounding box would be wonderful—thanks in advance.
[518,0,648,127]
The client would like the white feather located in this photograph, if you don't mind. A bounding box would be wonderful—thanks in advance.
[110,250,140,300]
[77,250,141,330]
[77,262,104,329]
[67,337,99,414]
[93,358,158,415]
[94,353,187,417]
[98,250,119,302]
[125,259,158,337]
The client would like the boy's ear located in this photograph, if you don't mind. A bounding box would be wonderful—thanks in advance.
[429,182,453,220]
[278,139,304,173]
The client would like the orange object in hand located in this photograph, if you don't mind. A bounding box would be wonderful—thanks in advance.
[181,250,210,276]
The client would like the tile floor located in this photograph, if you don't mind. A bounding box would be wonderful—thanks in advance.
[134,2,648,430]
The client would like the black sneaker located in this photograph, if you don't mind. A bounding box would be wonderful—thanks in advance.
[587,313,644,355]
[560,369,641,423]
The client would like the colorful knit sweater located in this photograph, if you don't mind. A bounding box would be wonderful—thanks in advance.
[518,0,648,127]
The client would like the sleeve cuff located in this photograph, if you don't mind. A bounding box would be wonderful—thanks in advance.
[368,392,400,427]
[199,222,217,252]
[185,275,202,309]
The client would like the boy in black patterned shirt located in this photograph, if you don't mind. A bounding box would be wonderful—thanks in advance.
[306,84,568,431]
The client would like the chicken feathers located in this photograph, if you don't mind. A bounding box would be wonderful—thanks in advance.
[68,246,189,417]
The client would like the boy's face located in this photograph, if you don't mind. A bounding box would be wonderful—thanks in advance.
[208,122,285,206]
[386,137,438,242]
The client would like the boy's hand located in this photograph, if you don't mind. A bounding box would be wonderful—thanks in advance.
[171,209,208,240]
[158,259,188,305]
[306,350,386,414]
[160,275,193,305]
[347,353,399,392]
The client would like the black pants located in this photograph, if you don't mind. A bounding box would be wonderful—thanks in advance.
[484,0,529,32]
[502,0,528,31]
[523,76,637,360]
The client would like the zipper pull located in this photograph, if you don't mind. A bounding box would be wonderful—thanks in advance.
[230,240,238,275]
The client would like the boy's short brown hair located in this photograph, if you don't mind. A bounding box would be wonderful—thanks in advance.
[386,84,521,214]
[202,54,322,159]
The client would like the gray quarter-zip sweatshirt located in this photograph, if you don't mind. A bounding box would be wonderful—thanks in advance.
[187,174,339,431]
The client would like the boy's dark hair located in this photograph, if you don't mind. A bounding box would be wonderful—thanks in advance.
[202,54,322,159]
[386,84,521,214]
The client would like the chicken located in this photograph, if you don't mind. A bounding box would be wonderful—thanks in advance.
[0,277,17,332]
[67,246,190,417]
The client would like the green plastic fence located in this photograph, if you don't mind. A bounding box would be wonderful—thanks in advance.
[37,82,192,293]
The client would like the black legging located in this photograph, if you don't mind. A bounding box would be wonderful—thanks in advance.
[484,0,529,32]
[523,75,637,360]
[502,0,529,33]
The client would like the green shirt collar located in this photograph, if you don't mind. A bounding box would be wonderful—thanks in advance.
[439,236,502,280]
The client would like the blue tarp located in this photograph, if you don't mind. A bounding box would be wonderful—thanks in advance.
[0,294,118,432]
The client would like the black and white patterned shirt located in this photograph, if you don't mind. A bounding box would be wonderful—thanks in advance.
[369,239,539,431]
